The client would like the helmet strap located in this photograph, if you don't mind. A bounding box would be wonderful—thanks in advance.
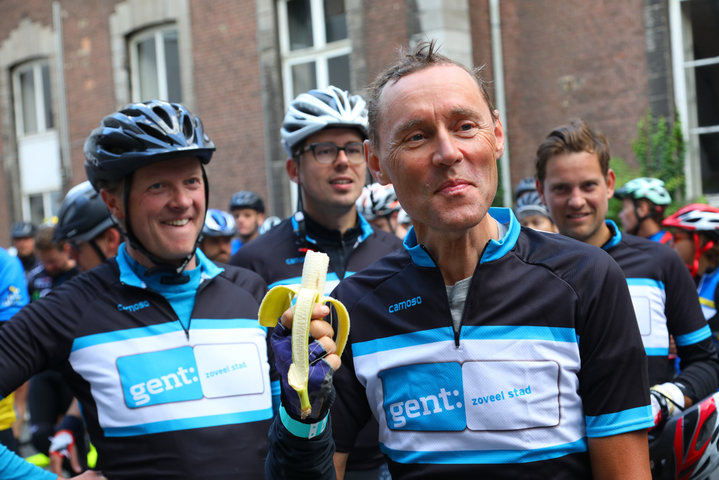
[631,200,647,236]
[690,233,715,277]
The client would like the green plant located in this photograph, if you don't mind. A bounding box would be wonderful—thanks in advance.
[631,108,686,206]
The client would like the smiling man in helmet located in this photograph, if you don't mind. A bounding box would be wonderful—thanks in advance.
[232,85,401,479]
[0,100,302,479]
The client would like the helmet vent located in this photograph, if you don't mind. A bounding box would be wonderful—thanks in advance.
[138,123,175,145]
[153,105,173,129]
[182,116,194,141]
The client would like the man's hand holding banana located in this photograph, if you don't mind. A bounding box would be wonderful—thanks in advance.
[259,250,348,435]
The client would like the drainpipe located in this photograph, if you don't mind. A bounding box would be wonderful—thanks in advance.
[53,1,72,191]
[490,0,511,207]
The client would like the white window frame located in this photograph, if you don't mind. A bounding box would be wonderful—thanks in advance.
[277,0,351,108]
[12,60,53,137]
[128,25,181,103]
[669,0,719,205]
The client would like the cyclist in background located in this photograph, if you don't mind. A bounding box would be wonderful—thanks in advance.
[53,181,121,273]
[356,183,403,236]
[664,204,719,336]
[513,189,558,233]
[199,209,237,264]
[8,222,39,276]
[536,119,719,430]
[25,224,80,462]
[614,177,673,244]
[228,191,265,254]
[233,85,402,480]
[0,247,29,455]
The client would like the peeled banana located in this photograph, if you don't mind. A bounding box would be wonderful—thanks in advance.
[258,250,350,419]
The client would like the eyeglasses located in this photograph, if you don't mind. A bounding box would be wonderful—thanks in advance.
[301,142,365,165]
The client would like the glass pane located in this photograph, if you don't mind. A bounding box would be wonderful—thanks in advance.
[328,54,350,91]
[137,36,159,101]
[687,0,719,60]
[41,63,54,130]
[287,0,313,50]
[163,30,182,102]
[48,190,62,218]
[292,61,317,98]
[324,0,347,43]
[29,194,44,226]
[700,132,719,195]
[694,63,719,127]
[19,69,38,135]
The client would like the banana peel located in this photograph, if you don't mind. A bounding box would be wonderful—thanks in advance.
[258,250,350,419]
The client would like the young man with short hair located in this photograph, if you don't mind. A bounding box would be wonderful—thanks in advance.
[536,119,719,428]
[234,84,402,479]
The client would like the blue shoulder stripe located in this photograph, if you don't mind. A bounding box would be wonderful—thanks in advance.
[675,325,712,347]
[585,405,654,437]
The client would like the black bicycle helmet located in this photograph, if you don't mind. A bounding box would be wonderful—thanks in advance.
[11,221,36,239]
[229,191,265,213]
[53,181,115,245]
[84,100,215,190]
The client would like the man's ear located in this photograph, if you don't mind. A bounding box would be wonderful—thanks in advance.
[606,168,616,198]
[103,227,122,255]
[100,189,124,221]
[365,140,389,185]
[636,199,651,217]
[286,158,300,184]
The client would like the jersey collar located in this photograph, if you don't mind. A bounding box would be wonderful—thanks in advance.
[116,243,222,289]
[404,207,521,267]
[601,220,622,251]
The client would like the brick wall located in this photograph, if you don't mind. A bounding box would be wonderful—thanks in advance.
[498,0,650,187]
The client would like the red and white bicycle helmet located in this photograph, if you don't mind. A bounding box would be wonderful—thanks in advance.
[649,391,719,480]
[663,204,719,276]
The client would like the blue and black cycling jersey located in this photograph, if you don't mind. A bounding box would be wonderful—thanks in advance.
[0,246,278,479]
[602,220,719,399]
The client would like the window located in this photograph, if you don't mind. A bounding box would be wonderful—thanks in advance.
[12,59,61,224]
[278,0,352,106]
[671,0,719,202]
[129,26,182,103]
[12,61,54,137]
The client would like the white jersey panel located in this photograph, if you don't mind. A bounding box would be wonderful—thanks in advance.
[353,326,585,459]
[627,280,668,355]
[69,319,273,436]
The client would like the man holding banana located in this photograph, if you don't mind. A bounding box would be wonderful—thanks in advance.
[267,42,655,479]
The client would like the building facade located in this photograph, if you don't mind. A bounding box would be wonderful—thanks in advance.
[0,0,716,243]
